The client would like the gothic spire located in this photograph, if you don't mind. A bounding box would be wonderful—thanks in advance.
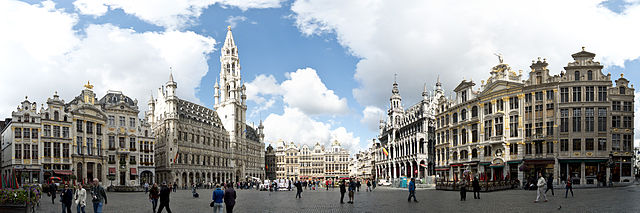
[223,26,235,49]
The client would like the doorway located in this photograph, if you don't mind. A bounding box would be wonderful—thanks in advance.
[120,171,126,185]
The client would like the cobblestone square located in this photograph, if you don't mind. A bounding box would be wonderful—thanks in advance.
[31,185,640,213]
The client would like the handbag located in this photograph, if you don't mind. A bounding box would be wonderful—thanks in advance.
[210,201,215,207]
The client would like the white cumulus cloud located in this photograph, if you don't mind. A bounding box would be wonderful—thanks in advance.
[246,68,349,116]
[281,68,349,115]
[72,0,285,29]
[0,1,216,118]
[225,15,247,28]
[263,107,362,154]
[291,0,640,110]
[361,106,384,132]
[73,0,108,16]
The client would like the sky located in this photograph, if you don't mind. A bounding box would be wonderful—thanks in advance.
[1,0,640,155]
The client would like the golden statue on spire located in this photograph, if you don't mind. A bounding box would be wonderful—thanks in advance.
[84,81,94,89]
[227,25,231,31]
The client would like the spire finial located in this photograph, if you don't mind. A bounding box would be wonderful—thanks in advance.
[582,46,585,51]
[169,67,174,82]
[84,81,93,89]
[394,73,397,84]
[227,26,231,31]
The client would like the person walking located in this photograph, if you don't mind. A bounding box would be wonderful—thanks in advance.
[339,180,346,204]
[326,180,329,191]
[534,173,548,203]
[366,180,372,192]
[545,174,554,196]
[348,179,356,204]
[472,176,480,199]
[565,177,574,198]
[145,182,149,194]
[212,184,224,213]
[74,183,86,213]
[459,179,467,201]
[356,180,361,192]
[157,182,172,213]
[149,183,160,213]
[90,178,107,213]
[224,183,237,213]
[172,181,177,192]
[408,178,418,202]
[61,184,73,213]
[295,181,303,199]
[49,183,57,204]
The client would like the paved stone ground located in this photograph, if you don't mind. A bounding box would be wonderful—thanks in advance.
[30,184,640,213]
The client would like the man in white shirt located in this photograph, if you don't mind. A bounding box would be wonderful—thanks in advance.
[535,172,548,203]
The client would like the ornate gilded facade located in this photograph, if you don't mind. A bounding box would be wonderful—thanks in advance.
[434,48,635,186]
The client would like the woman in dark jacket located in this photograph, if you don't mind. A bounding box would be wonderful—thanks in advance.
[224,183,237,213]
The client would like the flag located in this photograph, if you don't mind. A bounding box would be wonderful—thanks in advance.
[173,151,179,164]
[420,164,427,168]
[382,147,389,156]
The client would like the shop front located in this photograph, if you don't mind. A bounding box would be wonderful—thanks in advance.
[523,159,554,185]
[558,158,607,186]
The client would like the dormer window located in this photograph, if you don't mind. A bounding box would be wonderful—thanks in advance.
[587,70,593,80]
[461,91,467,102]
[574,71,580,81]
[620,87,625,95]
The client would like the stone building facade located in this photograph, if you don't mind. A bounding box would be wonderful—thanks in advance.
[434,48,635,186]
[149,27,265,187]
[274,140,349,182]
[1,83,155,187]
[373,79,438,182]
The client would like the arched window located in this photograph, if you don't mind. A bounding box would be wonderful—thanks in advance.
[587,70,593,81]
[461,109,467,121]
[452,113,458,123]
[471,106,478,118]
[453,152,458,160]
[574,71,580,81]
[54,111,59,121]
[45,113,49,120]
[461,129,467,144]
[472,149,478,158]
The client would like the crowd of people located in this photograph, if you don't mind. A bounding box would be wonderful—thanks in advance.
[48,178,107,213]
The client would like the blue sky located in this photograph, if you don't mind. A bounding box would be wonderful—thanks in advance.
[1,0,640,153]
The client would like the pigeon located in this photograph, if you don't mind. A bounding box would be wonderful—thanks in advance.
[558,205,562,210]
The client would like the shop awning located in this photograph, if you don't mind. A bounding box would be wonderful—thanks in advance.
[479,162,491,166]
[450,164,463,167]
[53,170,72,175]
[524,159,554,165]
[435,168,449,171]
[507,160,523,164]
[489,165,505,168]
[559,159,607,163]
